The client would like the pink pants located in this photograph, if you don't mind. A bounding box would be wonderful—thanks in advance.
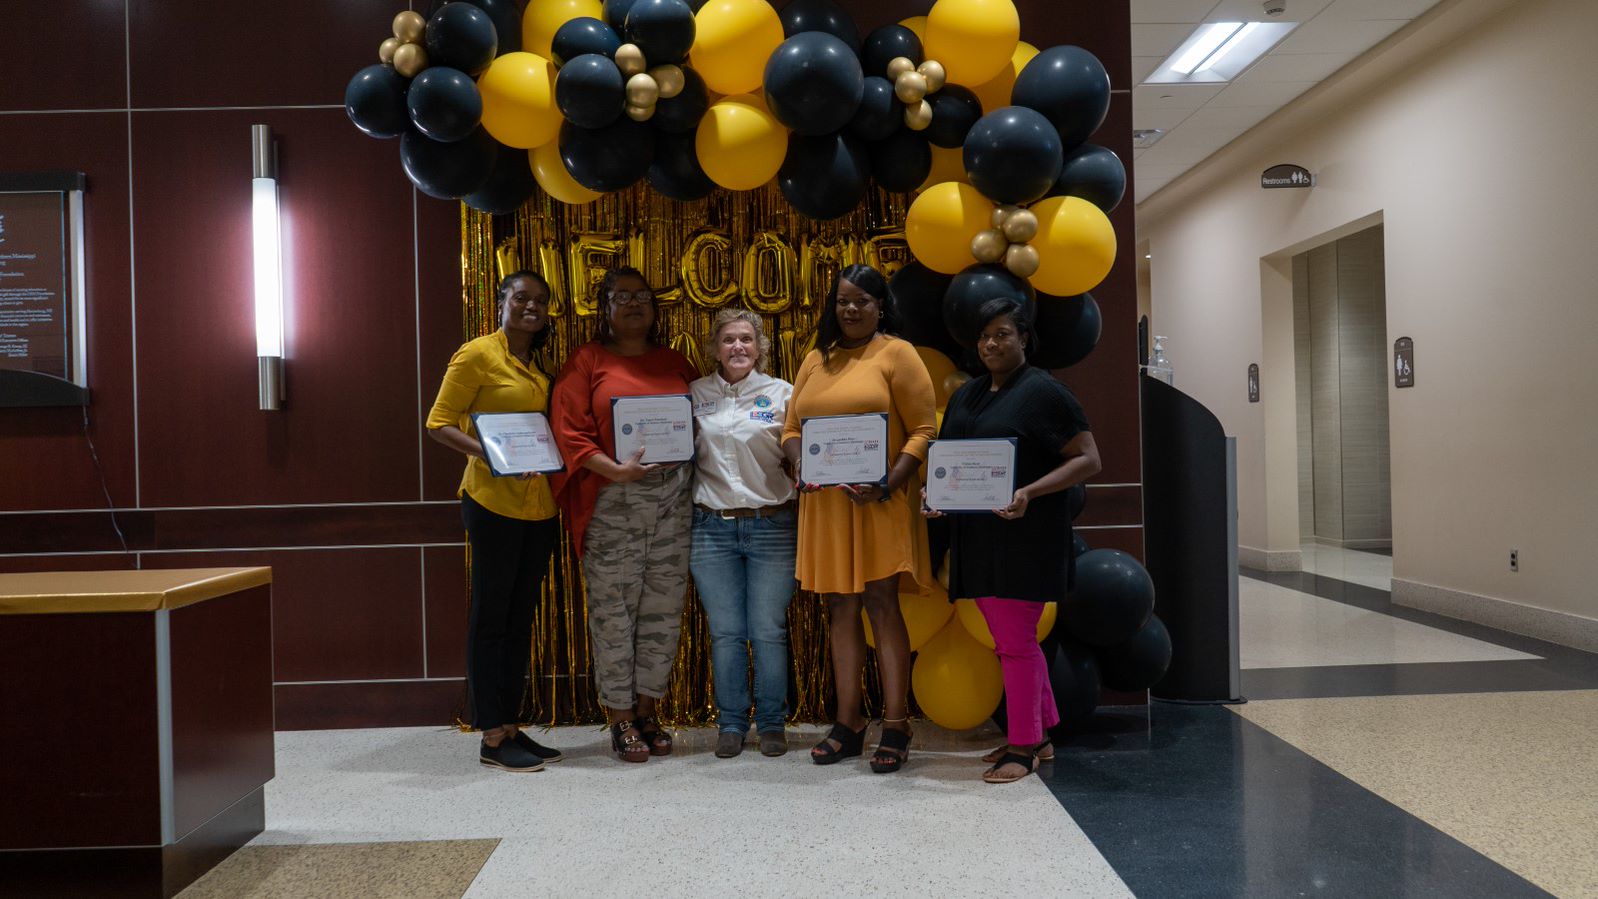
[975,596,1059,746]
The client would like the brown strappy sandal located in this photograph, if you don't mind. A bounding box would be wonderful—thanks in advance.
[610,720,650,763]
[983,739,1054,764]
[636,715,673,757]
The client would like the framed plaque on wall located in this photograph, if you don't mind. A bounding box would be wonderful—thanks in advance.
[0,172,89,406]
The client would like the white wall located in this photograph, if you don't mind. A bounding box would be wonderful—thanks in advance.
[1138,0,1598,635]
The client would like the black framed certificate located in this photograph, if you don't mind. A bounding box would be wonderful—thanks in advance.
[925,438,1017,512]
[471,412,564,476]
[611,393,694,464]
[800,413,889,486]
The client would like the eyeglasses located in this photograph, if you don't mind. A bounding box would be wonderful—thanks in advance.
[609,290,654,305]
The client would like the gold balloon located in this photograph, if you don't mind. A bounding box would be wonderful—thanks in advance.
[627,72,661,106]
[393,10,425,43]
[522,0,603,59]
[894,71,928,104]
[681,228,740,308]
[942,370,973,401]
[970,228,1008,264]
[991,204,1019,231]
[862,586,955,651]
[1030,196,1118,296]
[479,52,562,149]
[626,103,656,121]
[650,64,685,99]
[741,230,797,314]
[379,37,401,64]
[1002,208,1038,243]
[912,624,1004,730]
[1005,242,1040,278]
[393,42,429,78]
[906,181,997,274]
[799,234,862,309]
[916,346,959,407]
[615,43,647,77]
[917,59,947,94]
[955,598,1056,649]
[904,99,932,131]
[691,0,786,95]
[886,56,916,81]
[528,141,602,207]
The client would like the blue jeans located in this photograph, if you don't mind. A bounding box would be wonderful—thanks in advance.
[689,505,798,734]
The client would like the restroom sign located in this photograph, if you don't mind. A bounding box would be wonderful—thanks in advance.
[1261,164,1315,189]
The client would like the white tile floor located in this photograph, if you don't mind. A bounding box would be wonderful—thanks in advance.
[1240,577,1539,669]
[1298,542,1396,592]
[259,724,1133,898]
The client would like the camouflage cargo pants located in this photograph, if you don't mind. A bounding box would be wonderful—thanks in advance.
[583,464,693,709]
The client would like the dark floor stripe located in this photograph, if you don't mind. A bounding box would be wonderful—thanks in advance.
[1044,704,1553,899]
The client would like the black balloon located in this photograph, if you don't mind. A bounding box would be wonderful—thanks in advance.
[400,127,496,199]
[942,264,1036,350]
[602,0,638,31]
[560,117,656,191]
[624,0,696,64]
[848,76,900,142]
[779,132,871,220]
[889,262,962,361]
[651,66,709,133]
[429,0,521,54]
[778,0,861,53]
[552,16,621,67]
[463,142,537,214]
[1072,532,1091,558]
[867,126,931,193]
[1064,548,1155,647]
[556,53,625,129]
[1050,142,1125,212]
[862,24,922,77]
[1011,45,1111,150]
[1096,614,1172,692]
[406,66,483,143]
[925,85,983,149]
[763,32,864,136]
[1032,292,1100,369]
[963,106,1063,205]
[425,2,498,76]
[345,64,410,139]
[647,130,716,201]
[1047,640,1102,735]
[1067,482,1087,521]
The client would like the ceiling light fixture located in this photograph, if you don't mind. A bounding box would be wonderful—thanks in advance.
[1169,22,1242,75]
[1144,20,1300,84]
[1197,22,1260,73]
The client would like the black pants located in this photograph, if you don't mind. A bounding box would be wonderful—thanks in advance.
[462,493,558,731]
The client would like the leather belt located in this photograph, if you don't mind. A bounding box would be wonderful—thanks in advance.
[695,501,796,520]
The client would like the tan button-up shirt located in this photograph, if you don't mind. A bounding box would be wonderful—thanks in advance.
[690,370,795,510]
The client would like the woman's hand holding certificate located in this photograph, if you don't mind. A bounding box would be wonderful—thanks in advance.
[611,394,694,464]
[471,412,565,477]
[924,439,1018,513]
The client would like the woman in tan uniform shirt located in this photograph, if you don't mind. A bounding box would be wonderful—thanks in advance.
[782,264,937,773]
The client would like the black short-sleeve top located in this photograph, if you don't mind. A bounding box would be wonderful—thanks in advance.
[938,364,1091,603]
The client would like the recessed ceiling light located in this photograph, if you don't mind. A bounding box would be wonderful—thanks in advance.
[1197,22,1260,73]
[1170,22,1241,75]
[1132,129,1166,148]
[1145,20,1300,84]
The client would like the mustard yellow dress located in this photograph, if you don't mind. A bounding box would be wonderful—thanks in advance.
[781,334,937,595]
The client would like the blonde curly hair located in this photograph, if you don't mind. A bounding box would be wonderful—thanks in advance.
[704,308,772,374]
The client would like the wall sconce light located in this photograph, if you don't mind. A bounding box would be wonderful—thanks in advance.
[251,124,284,410]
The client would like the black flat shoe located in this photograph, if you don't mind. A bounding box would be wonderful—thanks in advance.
[480,738,545,773]
[811,722,867,765]
[512,731,564,763]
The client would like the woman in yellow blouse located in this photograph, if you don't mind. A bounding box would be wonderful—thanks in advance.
[781,264,937,773]
[426,270,564,774]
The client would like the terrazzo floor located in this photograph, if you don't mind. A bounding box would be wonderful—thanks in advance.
[1299,541,1396,592]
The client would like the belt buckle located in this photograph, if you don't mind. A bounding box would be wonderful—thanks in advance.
[718,508,738,520]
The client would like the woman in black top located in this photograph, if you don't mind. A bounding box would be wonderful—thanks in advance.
[925,297,1101,784]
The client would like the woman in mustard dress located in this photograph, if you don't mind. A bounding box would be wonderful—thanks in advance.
[781,264,936,773]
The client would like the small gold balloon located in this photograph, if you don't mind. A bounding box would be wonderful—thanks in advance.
[1002,209,1039,244]
[886,56,916,80]
[1006,243,1041,279]
[895,71,928,104]
[650,65,685,99]
[943,370,972,396]
[379,37,401,64]
[971,228,1008,264]
[917,59,947,94]
[627,72,660,107]
[904,99,933,131]
[393,10,425,43]
[615,43,647,77]
[625,103,656,122]
[393,42,429,78]
[992,204,1020,230]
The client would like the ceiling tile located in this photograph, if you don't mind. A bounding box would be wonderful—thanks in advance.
[1134,83,1228,110]
[1135,162,1198,178]
[1235,51,1356,82]
[1131,0,1219,23]
[1318,0,1441,20]
[1208,79,1318,106]
[1133,56,1165,82]
[1203,0,1333,22]
[1133,23,1200,57]
[1275,17,1404,53]
[1179,105,1275,130]
[1132,106,1198,130]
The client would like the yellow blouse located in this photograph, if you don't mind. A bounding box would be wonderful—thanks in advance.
[425,331,557,521]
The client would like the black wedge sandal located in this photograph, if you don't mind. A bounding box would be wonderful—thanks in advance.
[810,721,868,765]
[870,719,912,773]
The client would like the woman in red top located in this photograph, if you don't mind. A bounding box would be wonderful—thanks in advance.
[550,266,699,763]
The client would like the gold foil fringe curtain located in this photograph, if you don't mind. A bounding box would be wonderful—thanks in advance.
[460,184,913,728]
